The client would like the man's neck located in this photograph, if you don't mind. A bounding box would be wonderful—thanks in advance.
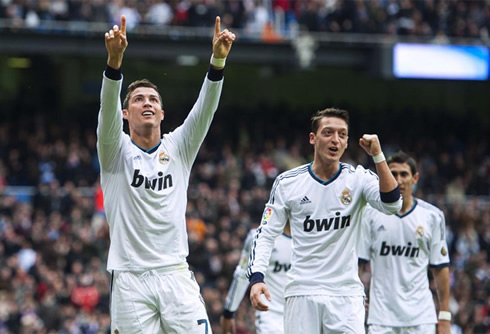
[131,132,161,151]
[311,159,339,181]
[400,195,414,215]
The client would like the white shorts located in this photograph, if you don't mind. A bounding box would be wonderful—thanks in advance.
[111,268,212,334]
[368,324,436,334]
[284,295,365,334]
[256,310,284,334]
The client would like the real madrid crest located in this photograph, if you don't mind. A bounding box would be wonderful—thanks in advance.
[441,247,447,256]
[416,225,425,238]
[159,152,170,165]
[341,189,352,205]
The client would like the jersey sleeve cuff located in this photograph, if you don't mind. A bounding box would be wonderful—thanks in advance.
[430,262,450,269]
[380,186,401,203]
[207,66,224,82]
[105,65,122,81]
[358,258,369,264]
[248,272,264,286]
[223,309,235,319]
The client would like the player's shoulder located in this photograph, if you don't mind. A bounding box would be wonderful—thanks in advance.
[276,163,310,182]
[415,198,444,220]
[341,162,377,179]
[416,198,443,215]
[340,162,357,173]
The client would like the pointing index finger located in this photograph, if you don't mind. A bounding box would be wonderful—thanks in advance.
[214,16,221,38]
[121,15,127,35]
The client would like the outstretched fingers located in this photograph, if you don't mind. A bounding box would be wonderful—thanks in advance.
[120,15,127,36]
[214,16,221,39]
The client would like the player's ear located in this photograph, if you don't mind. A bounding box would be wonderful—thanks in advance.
[412,172,420,185]
[309,132,315,145]
[122,109,129,120]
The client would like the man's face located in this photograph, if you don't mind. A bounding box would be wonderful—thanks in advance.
[123,87,164,130]
[389,162,419,198]
[309,116,348,163]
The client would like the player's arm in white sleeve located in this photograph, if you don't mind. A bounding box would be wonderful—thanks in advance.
[168,17,235,168]
[428,208,451,334]
[359,134,401,214]
[247,177,288,311]
[97,15,127,171]
[221,230,255,333]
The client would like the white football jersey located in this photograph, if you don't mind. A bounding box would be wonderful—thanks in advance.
[97,73,223,271]
[224,229,292,315]
[248,163,402,297]
[358,199,450,326]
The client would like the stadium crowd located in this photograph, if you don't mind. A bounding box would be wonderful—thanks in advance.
[0,109,488,333]
[1,0,490,41]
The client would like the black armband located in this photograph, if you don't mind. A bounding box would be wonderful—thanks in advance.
[380,186,400,203]
[207,66,224,81]
[105,65,122,81]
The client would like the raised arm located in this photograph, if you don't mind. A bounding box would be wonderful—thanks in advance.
[359,134,398,193]
[168,17,236,167]
[105,15,128,70]
[97,16,129,171]
[211,16,236,69]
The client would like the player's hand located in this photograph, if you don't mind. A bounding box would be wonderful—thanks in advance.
[212,16,236,60]
[105,15,128,69]
[250,282,271,311]
[437,320,451,334]
[220,316,236,334]
[364,296,369,313]
[359,134,382,157]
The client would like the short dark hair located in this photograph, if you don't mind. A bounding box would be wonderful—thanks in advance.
[311,108,350,134]
[123,79,162,110]
[387,151,418,175]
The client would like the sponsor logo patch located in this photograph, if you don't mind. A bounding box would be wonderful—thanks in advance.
[263,208,272,221]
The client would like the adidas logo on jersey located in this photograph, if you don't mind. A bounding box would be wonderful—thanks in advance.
[380,241,420,258]
[131,169,173,191]
[377,225,386,232]
[300,196,311,204]
[303,213,351,232]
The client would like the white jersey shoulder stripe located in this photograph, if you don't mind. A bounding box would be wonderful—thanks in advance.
[416,198,444,216]
[269,165,309,204]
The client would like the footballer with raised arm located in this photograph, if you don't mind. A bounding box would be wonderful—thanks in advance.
[97,15,235,333]
[247,108,402,334]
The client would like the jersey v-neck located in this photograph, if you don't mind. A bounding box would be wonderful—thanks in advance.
[131,140,161,154]
[308,162,342,186]
[396,199,418,218]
